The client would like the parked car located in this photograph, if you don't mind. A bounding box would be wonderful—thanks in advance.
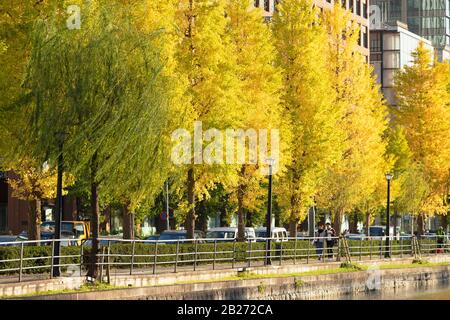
[345,233,367,241]
[255,227,288,242]
[157,230,205,244]
[0,235,19,246]
[17,221,91,245]
[205,227,256,242]
[145,235,160,241]
[82,238,121,247]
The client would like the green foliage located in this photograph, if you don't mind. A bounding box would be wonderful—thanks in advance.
[0,246,80,274]
[339,262,364,271]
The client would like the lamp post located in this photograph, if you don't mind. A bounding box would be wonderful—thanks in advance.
[166,181,170,231]
[52,132,65,277]
[265,157,275,266]
[385,173,393,258]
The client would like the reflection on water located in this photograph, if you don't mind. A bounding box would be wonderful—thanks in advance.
[339,284,450,300]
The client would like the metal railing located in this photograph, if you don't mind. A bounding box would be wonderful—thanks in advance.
[0,235,449,283]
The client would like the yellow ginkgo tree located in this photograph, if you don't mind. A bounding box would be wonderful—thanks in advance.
[272,0,342,236]
[393,42,450,234]
[6,158,73,242]
[317,3,389,234]
[225,0,286,241]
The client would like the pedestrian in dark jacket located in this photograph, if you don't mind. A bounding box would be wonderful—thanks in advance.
[313,223,326,261]
[325,223,336,261]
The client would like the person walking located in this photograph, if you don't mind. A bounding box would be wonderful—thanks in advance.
[313,223,326,261]
[325,222,336,261]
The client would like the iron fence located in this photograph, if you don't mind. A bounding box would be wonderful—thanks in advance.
[0,235,449,283]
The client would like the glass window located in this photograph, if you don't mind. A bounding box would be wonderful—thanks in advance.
[383,33,400,50]
[370,32,382,51]
[383,51,400,68]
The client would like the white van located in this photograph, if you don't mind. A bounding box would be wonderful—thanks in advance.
[255,227,289,242]
[206,227,256,242]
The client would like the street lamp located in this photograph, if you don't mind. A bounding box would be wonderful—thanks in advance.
[265,157,275,266]
[166,181,170,231]
[385,173,393,258]
[52,132,66,277]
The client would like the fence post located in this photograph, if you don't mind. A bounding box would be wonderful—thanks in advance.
[359,238,363,261]
[307,238,311,264]
[50,240,55,279]
[99,247,104,282]
[106,241,111,284]
[400,237,403,258]
[279,242,283,266]
[174,240,179,273]
[193,239,198,271]
[294,237,298,265]
[80,243,84,277]
[380,238,383,259]
[232,239,236,269]
[130,240,136,276]
[247,239,252,268]
[213,240,217,271]
[19,242,24,283]
[336,236,345,262]
[153,241,158,275]
[369,238,372,260]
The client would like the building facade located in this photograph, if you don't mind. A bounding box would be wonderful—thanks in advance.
[371,0,450,59]
[254,0,371,59]
[370,21,434,105]
[0,171,78,235]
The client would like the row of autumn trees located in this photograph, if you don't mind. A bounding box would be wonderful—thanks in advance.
[1,1,449,252]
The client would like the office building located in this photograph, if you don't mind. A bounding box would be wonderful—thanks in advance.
[254,0,371,59]
[371,0,450,60]
[370,21,434,105]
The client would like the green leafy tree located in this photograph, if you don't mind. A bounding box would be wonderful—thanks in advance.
[24,1,176,278]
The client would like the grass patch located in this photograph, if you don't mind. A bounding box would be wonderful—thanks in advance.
[1,282,126,299]
[339,262,366,271]
[294,279,304,289]
[379,260,450,270]
[257,283,266,294]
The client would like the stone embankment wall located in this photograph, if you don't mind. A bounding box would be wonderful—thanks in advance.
[19,265,450,300]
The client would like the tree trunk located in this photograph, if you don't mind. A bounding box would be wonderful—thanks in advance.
[72,197,78,221]
[88,152,100,280]
[220,207,228,227]
[441,215,448,231]
[237,178,245,242]
[289,194,299,238]
[417,214,425,236]
[28,199,41,243]
[393,209,398,237]
[289,220,297,238]
[333,211,343,236]
[246,212,254,227]
[350,212,358,233]
[185,168,195,239]
[365,212,371,235]
[100,206,111,235]
[196,201,208,233]
[122,205,134,240]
